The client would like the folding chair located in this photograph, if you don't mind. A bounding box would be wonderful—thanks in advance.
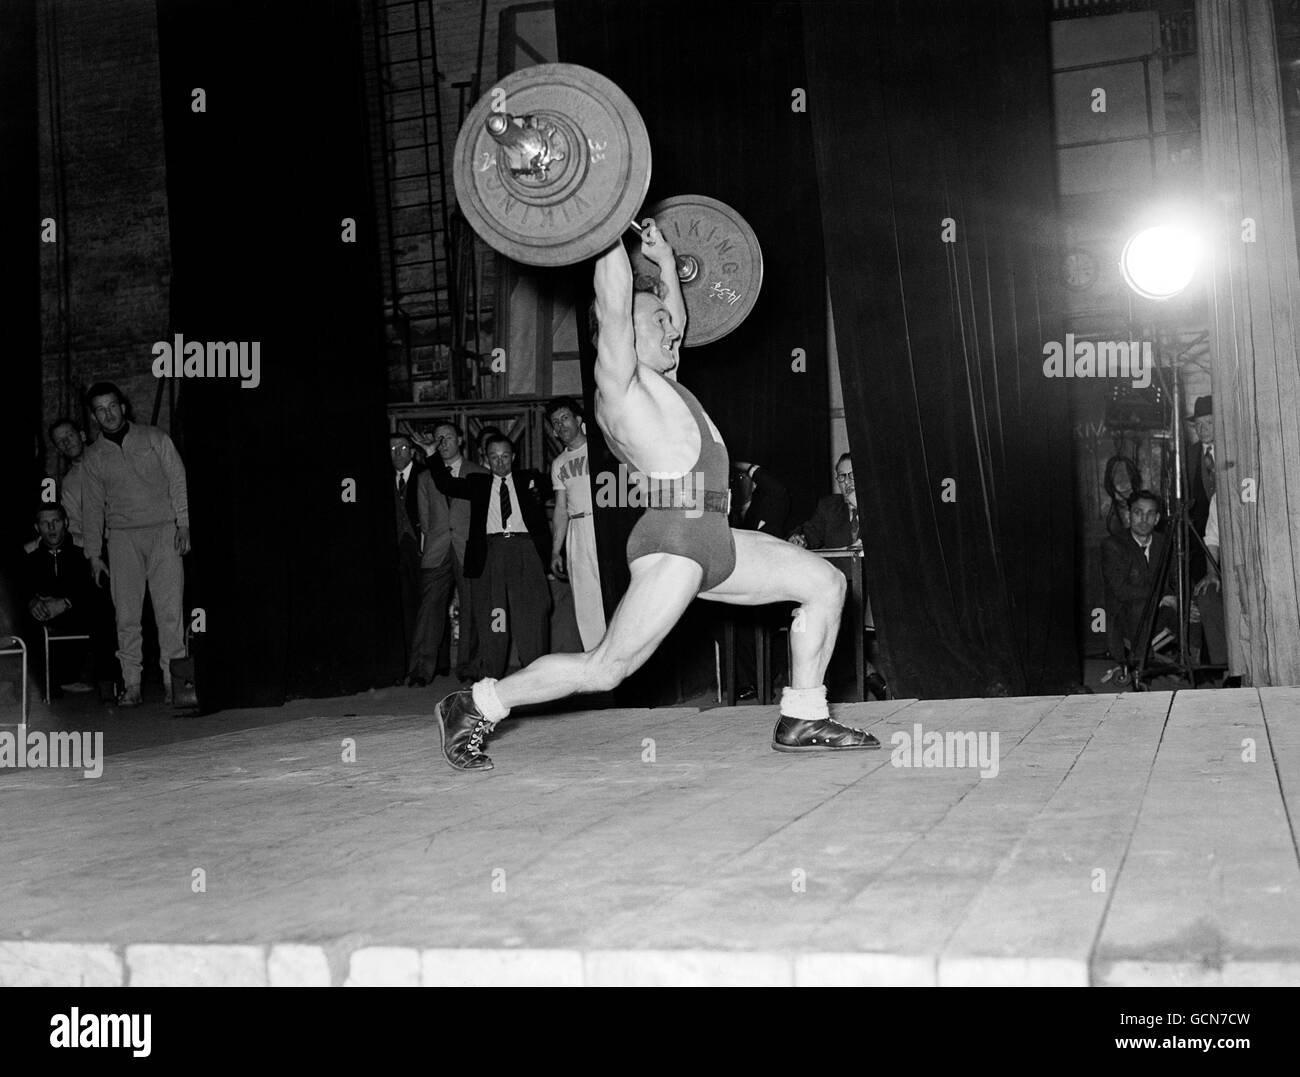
[0,635,29,725]
[43,624,91,703]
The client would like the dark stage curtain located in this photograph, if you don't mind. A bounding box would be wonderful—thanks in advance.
[157,0,401,708]
[554,0,828,703]
[0,0,41,629]
[803,0,1077,697]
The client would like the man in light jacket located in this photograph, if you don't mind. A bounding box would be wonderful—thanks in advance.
[81,382,190,707]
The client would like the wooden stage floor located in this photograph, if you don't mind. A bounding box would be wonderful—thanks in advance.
[2,687,1298,987]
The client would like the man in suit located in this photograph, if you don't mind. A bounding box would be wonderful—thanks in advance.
[417,422,489,682]
[1185,395,1215,582]
[426,432,552,679]
[1101,489,1178,666]
[729,460,790,537]
[390,433,434,685]
[789,453,859,549]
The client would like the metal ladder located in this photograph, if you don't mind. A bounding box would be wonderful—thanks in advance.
[368,0,458,401]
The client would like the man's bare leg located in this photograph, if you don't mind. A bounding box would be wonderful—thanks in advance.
[434,552,703,769]
[496,552,703,708]
[698,529,845,684]
[698,529,877,751]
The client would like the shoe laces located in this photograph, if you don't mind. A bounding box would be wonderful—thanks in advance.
[465,718,491,756]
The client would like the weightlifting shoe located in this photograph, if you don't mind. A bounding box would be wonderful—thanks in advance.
[435,689,495,771]
[772,713,880,752]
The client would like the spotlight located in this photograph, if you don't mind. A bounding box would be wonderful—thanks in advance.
[1119,224,1204,301]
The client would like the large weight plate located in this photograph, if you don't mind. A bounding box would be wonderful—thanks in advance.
[632,195,763,347]
[454,63,652,267]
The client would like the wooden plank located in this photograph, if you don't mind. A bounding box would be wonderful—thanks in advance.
[586,696,1066,977]
[1094,688,1300,986]
[939,691,1170,985]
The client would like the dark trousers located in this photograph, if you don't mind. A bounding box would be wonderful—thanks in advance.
[1199,587,1227,665]
[397,535,421,674]
[1109,599,1179,663]
[411,556,455,680]
[445,550,476,678]
[469,536,551,679]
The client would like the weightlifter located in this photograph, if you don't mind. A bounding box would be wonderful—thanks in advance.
[433,221,878,770]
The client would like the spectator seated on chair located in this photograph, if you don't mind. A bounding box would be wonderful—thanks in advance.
[787,452,860,550]
[1101,489,1179,672]
[24,504,98,695]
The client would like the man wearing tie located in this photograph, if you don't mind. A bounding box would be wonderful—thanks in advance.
[390,434,436,685]
[1186,395,1215,582]
[425,433,552,679]
[1102,489,1179,666]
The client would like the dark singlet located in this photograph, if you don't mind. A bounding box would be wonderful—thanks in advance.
[620,380,737,591]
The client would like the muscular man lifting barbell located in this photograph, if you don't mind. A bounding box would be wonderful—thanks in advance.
[433,220,878,771]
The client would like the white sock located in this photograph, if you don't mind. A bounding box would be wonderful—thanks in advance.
[780,685,829,722]
[471,678,509,723]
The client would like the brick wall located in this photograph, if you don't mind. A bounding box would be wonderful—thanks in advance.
[38,0,172,471]
[36,0,530,448]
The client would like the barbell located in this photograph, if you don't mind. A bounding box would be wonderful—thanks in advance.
[453,63,762,347]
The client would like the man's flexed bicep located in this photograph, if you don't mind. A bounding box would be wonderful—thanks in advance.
[593,242,637,394]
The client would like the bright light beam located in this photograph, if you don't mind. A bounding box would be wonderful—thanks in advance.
[1120,224,1204,301]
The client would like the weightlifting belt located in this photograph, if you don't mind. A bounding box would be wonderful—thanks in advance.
[645,487,730,513]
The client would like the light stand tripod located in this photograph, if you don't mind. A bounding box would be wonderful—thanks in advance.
[1131,356,1226,689]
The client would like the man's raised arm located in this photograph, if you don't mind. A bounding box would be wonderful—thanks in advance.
[593,240,637,395]
[422,446,472,500]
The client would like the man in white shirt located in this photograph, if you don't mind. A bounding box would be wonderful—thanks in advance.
[546,397,605,650]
